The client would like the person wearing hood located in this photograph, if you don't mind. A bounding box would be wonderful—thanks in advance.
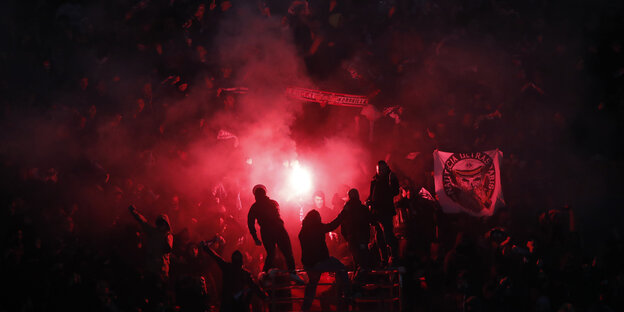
[128,204,174,307]
[247,184,304,284]
[299,209,350,311]
[128,204,173,279]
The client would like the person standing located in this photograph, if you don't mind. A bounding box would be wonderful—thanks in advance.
[341,188,373,275]
[128,205,174,308]
[247,184,304,284]
[367,160,400,266]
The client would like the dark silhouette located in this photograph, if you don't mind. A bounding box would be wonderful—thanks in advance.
[200,238,267,312]
[298,209,350,311]
[128,205,174,308]
[367,160,400,266]
[2,1,624,311]
[247,184,304,284]
[128,205,173,279]
[341,188,373,275]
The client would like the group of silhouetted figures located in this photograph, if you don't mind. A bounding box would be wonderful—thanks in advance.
[128,160,401,311]
[120,157,624,312]
[4,156,622,312]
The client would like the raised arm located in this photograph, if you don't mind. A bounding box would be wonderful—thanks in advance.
[128,205,149,227]
[200,239,227,269]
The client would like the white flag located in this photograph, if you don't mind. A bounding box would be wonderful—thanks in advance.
[433,149,504,217]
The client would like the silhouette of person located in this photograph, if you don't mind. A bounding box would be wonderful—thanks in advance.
[341,188,373,274]
[200,238,267,312]
[247,184,304,284]
[128,204,173,278]
[367,160,400,266]
[128,205,173,307]
[299,209,351,311]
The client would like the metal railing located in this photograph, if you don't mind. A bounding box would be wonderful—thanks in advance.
[265,269,402,312]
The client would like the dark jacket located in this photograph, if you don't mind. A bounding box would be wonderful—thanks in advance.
[202,246,266,312]
[247,196,284,241]
[299,212,344,267]
[130,210,173,277]
[368,171,399,217]
[341,199,372,244]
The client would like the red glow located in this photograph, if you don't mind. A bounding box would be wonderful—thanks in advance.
[286,161,313,199]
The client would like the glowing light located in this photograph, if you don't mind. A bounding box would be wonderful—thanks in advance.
[288,161,313,197]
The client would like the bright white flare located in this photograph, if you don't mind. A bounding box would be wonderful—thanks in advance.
[288,161,313,197]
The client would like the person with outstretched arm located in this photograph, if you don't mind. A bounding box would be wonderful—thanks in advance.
[200,237,267,312]
[128,204,173,308]
[247,184,304,284]
[299,209,351,311]
[128,204,173,279]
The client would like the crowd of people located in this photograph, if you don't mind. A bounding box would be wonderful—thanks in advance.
[2,0,624,311]
[3,157,624,311]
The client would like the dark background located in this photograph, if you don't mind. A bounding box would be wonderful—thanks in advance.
[1,0,623,258]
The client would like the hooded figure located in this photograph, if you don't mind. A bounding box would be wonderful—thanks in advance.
[128,205,173,279]
[128,205,174,309]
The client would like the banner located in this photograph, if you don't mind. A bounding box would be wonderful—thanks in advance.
[217,129,239,147]
[433,149,504,217]
[286,87,368,107]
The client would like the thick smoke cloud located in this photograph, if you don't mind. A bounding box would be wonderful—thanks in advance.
[1,0,623,251]
[0,2,371,247]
